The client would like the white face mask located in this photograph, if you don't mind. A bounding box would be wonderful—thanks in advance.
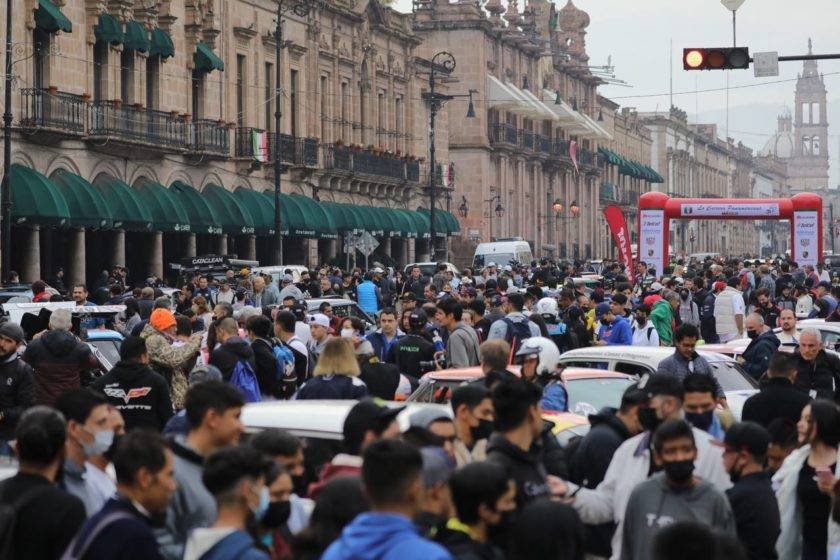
[341,328,355,338]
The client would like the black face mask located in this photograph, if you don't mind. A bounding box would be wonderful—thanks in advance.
[487,509,516,550]
[291,475,308,497]
[470,419,494,442]
[636,316,646,326]
[638,407,661,433]
[262,500,291,529]
[662,459,694,484]
[684,410,714,431]
[747,329,758,340]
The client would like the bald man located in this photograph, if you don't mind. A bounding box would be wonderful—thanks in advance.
[736,313,780,381]
[776,309,798,345]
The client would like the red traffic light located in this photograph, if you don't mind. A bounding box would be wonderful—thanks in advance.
[683,47,750,70]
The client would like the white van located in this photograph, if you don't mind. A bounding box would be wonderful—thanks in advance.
[472,239,533,269]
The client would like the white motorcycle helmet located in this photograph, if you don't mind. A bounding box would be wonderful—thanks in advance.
[515,336,562,378]
[534,297,559,321]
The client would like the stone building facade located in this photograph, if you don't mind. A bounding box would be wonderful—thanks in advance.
[1,0,453,285]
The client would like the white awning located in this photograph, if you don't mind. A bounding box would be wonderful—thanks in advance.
[541,90,591,136]
[519,87,558,121]
[486,75,520,111]
[580,111,613,141]
[504,81,545,119]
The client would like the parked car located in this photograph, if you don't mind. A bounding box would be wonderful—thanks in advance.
[403,262,461,278]
[304,298,375,333]
[557,346,758,420]
[407,366,634,417]
[84,329,125,372]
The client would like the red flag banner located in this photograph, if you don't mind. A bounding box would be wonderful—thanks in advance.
[569,140,579,174]
[603,204,634,279]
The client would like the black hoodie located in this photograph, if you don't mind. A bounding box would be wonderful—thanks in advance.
[485,432,550,509]
[91,360,173,431]
[209,336,255,382]
[22,329,97,406]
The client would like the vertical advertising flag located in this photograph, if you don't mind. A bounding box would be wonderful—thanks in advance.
[639,208,666,278]
[603,205,635,279]
[793,210,819,267]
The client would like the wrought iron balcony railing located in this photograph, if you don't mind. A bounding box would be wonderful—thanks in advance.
[190,119,230,156]
[20,88,87,134]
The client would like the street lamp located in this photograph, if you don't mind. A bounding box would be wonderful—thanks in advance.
[422,51,476,260]
[457,196,469,218]
[272,0,311,266]
[484,193,504,240]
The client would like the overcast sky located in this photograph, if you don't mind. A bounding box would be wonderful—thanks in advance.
[393,0,840,184]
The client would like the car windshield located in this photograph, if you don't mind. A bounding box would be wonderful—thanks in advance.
[566,377,635,416]
[709,362,759,391]
[473,253,515,268]
[89,340,121,369]
[0,294,30,304]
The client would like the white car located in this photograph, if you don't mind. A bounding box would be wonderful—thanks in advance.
[242,399,451,439]
[253,265,310,284]
[403,262,461,278]
[725,319,840,352]
[557,346,758,420]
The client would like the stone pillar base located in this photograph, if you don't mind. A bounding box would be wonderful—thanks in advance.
[21,227,41,282]
[243,235,256,260]
[150,232,163,279]
[217,234,228,256]
[111,229,126,267]
[187,233,197,258]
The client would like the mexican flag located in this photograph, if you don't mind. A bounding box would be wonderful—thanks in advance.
[252,130,269,163]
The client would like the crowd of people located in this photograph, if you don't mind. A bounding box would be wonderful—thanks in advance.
[0,254,838,560]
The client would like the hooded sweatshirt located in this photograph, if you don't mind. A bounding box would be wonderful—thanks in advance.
[621,472,735,560]
[22,328,97,406]
[485,432,550,509]
[320,512,452,560]
[209,336,255,382]
[91,359,173,431]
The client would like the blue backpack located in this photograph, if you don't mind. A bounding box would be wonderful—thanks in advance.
[271,341,297,385]
[230,360,261,403]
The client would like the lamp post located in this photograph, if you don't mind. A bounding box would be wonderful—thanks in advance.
[483,193,503,241]
[2,0,13,282]
[422,51,476,261]
[272,0,310,266]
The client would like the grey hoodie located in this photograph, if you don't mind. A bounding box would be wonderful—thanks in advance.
[621,472,735,560]
[445,323,481,368]
[156,435,217,560]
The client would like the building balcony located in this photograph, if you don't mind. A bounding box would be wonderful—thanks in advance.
[322,144,421,183]
[88,100,188,152]
[519,130,535,151]
[234,128,320,167]
[489,123,518,147]
[553,139,571,158]
[19,88,87,135]
[189,119,230,156]
[537,135,553,155]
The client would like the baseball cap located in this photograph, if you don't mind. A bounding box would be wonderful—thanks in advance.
[724,421,770,458]
[343,399,405,446]
[463,286,477,297]
[487,262,497,268]
[310,313,331,328]
[649,282,664,293]
[638,373,684,400]
[401,292,418,301]
[408,309,428,328]
[373,267,384,274]
[817,280,832,290]
[595,302,610,320]
[409,407,452,430]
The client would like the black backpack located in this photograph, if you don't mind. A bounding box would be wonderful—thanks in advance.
[502,318,533,354]
[0,483,52,560]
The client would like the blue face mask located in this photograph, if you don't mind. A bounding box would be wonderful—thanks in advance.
[252,486,270,521]
[82,428,114,458]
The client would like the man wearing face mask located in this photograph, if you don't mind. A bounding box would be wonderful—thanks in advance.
[682,374,728,441]
[435,461,515,559]
[621,420,735,560]
[721,422,780,560]
[553,373,731,560]
[736,313,780,381]
[451,384,494,467]
[55,388,116,517]
[630,304,659,347]
[258,462,295,560]
[63,431,177,560]
[0,322,35,454]
[183,445,271,560]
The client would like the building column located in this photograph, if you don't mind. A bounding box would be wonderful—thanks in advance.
[186,233,197,258]
[381,237,392,258]
[307,239,319,267]
[243,235,256,260]
[111,229,125,267]
[326,239,338,262]
[68,228,86,288]
[217,234,228,256]
[408,238,416,264]
[149,232,163,279]
[20,226,41,282]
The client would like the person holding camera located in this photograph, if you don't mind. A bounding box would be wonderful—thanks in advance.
[387,310,438,384]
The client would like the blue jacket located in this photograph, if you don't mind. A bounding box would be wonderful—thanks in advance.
[597,315,632,345]
[541,380,568,412]
[68,497,162,560]
[366,330,402,363]
[321,512,452,560]
[195,530,269,560]
[295,375,369,400]
[356,281,380,314]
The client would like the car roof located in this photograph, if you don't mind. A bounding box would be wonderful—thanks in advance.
[241,399,451,439]
[306,298,354,308]
[558,345,736,365]
[421,366,631,382]
[85,330,124,340]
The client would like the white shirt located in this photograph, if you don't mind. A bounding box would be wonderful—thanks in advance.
[777,330,798,344]
[631,322,659,347]
[84,461,117,513]
[295,322,313,346]
[731,294,745,316]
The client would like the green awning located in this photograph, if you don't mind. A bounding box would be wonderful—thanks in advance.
[257,193,291,236]
[392,209,419,238]
[194,41,224,73]
[234,187,275,236]
[123,20,150,52]
[418,208,450,237]
[374,207,403,238]
[275,193,315,237]
[50,170,113,229]
[94,12,123,45]
[440,210,460,234]
[321,202,357,233]
[408,211,431,239]
[91,175,153,231]
[202,183,256,235]
[35,0,71,33]
[289,194,337,239]
[598,147,623,167]
[354,206,384,236]
[170,181,222,235]
[7,164,70,226]
[149,27,174,59]
[133,178,190,232]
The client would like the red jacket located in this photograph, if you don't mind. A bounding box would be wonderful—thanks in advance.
[306,454,362,498]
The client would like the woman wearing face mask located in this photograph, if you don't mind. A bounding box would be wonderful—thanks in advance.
[774,400,840,560]
[258,463,295,560]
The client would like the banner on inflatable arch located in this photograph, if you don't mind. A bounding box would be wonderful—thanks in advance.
[793,211,819,267]
[639,209,666,277]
